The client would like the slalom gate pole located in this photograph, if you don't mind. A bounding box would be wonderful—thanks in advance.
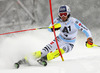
[0,27,48,35]
[49,0,64,61]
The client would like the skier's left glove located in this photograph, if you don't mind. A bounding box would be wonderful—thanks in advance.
[86,37,93,48]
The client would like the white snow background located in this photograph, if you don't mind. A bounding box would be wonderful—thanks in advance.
[0,29,100,73]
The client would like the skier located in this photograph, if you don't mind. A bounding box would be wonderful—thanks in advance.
[14,5,93,68]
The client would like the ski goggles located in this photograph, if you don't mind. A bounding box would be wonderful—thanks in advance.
[59,12,67,17]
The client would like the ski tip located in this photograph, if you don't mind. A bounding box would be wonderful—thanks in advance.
[43,61,47,66]
[37,59,47,66]
[14,63,20,69]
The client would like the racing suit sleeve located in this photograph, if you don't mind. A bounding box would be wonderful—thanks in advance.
[74,20,92,38]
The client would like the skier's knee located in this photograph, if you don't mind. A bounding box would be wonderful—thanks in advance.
[62,44,74,53]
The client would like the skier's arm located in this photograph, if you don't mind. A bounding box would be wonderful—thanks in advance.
[74,20,93,47]
[74,20,92,38]
[48,18,61,32]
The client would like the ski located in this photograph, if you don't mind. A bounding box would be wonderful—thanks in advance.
[14,60,24,69]
[14,63,20,69]
[14,59,47,69]
[37,59,47,66]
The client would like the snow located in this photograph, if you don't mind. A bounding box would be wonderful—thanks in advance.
[0,30,100,73]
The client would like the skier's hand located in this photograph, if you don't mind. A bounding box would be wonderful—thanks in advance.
[49,23,61,31]
[86,37,93,48]
[87,37,93,45]
[49,23,61,29]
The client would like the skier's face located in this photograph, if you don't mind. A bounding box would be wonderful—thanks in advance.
[61,16,68,21]
[59,12,68,21]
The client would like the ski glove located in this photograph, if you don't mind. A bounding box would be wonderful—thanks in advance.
[49,23,61,29]
[86,37,93,48]
[49,23,61,31]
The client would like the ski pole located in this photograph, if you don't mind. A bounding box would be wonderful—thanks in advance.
[92,44,100,47]
[87,43,100,48]
[0,23,61,35]
[0,26,49,35]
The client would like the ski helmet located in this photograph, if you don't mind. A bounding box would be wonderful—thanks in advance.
[58,5,71,17]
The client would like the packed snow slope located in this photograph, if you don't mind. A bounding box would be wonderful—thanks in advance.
[0,29,100,73]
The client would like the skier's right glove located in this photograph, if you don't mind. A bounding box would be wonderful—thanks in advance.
[49,23,61,31]
[86,37,93,48]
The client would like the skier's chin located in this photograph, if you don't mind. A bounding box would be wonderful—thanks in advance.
[61,17,68,21]
[62,19,67,21]
[62,18,67,21]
